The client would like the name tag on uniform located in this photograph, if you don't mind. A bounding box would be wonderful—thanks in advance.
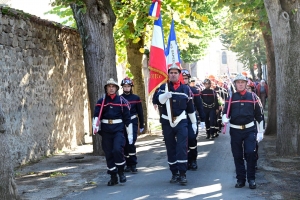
[173,100,176,102]
[241,103,244,106]
[110,106,113,108]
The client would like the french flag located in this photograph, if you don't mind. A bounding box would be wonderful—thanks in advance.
[148,0,162,20]
[165,19,182,69]
[148,15,168,94]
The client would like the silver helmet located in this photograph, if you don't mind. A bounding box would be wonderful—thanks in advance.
[104,78,119,91]
[233,73,247,82]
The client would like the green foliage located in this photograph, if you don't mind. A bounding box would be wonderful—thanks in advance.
[48,0,224,65]
[45,5,76,28]
[220,13,266,72]
[217,0,267,71]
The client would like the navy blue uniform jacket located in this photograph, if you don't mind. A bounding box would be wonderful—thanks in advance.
[153,82,195,124]
[121,93,144,128]
[190,86,205,122]
[200,88,219,110]
[94,95,131,133]
[222,91,263,125]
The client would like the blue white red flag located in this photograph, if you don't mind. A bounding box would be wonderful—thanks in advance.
[148,0,162,20]
[148,15,168,94]
[165,19,182,69]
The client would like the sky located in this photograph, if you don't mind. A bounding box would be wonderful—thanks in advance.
[6,0,62,22]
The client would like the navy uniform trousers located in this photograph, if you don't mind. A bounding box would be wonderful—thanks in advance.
[101,130,126,174]
[187,120,198,161]
[124,117,138,166]
[230,126,257,181]
[162,120,188,174]
[204,108,216,137]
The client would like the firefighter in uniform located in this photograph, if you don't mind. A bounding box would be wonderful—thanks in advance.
[181,70,205,170]
[215,79,228,136]
[120,77,144,173]
[153,65,196,185]
[93,78,133,186]
[200,79,219,139]
[222,74,264,189]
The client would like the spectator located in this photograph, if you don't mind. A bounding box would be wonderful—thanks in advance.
[256,80,268,109]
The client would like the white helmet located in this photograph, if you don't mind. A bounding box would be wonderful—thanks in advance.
[233,73,247,82]
[104,78,119,91]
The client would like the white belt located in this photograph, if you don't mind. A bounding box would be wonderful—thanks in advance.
[161,111,187,127]
[131,115,137,119]
[230,122,254,129]
[101,119,122,124]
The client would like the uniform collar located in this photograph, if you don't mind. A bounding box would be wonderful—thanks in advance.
[108,94,116,99]
[239,90,247,96]
[171,80,181,90]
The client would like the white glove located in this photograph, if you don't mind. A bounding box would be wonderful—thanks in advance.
[92,117,99,135]
[256,121,265,133]
[188,112,197,123]
[200,122,205,129]
[222,114,230,124]
[140,128,144,133]
[256,121,264,142]
[158,92,172,104]
[126,123,133,144]
[257,132,264,142]
[192,123,197,134]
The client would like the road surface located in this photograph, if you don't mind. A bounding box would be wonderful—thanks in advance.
[63,129,266,200]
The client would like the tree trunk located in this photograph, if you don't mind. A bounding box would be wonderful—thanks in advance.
[261,21,277,136]
[71,0,117,155]
[125,21,148,134]
[249,67,255,80]
[256,62,262,80]
[264,0,300,155]
[0,105,19,200]
[254,40,263,80]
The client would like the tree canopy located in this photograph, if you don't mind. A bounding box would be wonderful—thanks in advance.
[48,0,224,65]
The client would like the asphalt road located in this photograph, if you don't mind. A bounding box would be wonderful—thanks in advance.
[63,130,266,200]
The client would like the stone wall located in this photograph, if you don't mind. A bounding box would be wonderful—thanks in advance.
[0,7,88,167]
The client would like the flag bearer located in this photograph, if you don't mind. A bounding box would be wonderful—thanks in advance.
[93,78,132,186]
[153,64,196,185]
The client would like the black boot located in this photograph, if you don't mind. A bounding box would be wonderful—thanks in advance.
[107,174,118,186]
[190,160,197,171]
[124,165,131,172]
[131,165,138,173]
[235,180,245,188]
[206,134,210,139]
[118,169,127,183]
[178,174,187,185]
[248,180,256,189]
[170,173,179,183]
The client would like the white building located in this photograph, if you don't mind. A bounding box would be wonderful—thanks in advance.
[192,38,245,80]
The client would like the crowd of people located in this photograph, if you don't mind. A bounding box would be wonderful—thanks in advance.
[92,67,266,190]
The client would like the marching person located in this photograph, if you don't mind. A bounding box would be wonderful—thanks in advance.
[256,80,268,109]
[153,64,196,185]
[93,78,133,186]
[222,73,264,189]
[121,77,144,173]
[200,79,219,139]
[215,79,228,136]
[181,70,205,170]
